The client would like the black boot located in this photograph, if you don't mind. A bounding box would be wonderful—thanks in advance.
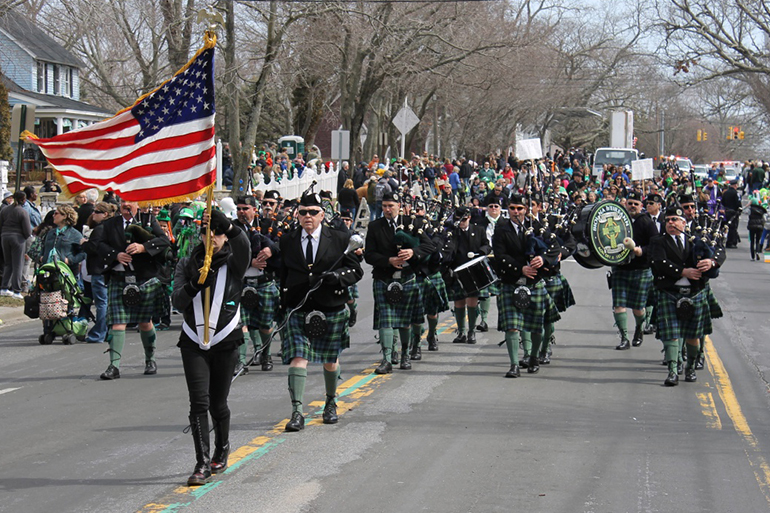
[210,416,230,474]
[322,395,338,424]
[260,349,274,371]
[427,334,438,351]
[400,342,412,370]
[187,414,212,486]
[391,348,399,365]
[374,356,393,375]
[527,355,540,374]
[631,325,643,347]
[616,335,631,350]
[410,330,422,360]
[466,330,477,344]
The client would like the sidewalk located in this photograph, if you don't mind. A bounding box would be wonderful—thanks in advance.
[0,303,34,328]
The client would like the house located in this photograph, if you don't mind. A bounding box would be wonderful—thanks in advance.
[0,10,112,172]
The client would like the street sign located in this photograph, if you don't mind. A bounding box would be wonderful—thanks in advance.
[393,105,420,135]
[331,130,350,160]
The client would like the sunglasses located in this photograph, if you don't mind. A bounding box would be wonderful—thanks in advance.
[665,217,682,222]
[94,210,107,214]
[262,201,277,206]
[508,206,526,211]
[488,205,500,208]
[682,204,696,210]
[236,206,252,211]
[299,209,322,216]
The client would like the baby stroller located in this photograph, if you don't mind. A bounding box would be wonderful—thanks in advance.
[33,258,91,345]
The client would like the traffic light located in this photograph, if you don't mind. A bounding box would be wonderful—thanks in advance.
[739,131,745,140]
[703,131,707,141]
[733,126,740,139]
[727,126,733,140]
[697,129,702,141]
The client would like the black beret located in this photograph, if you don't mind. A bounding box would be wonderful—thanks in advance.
[454,206,470,219]
[665,205,685,218]
[235,196,257,207]
[508,193,525,206]
[340,207,354,219]
[646,193,663,204]
[382,192,400,203]
[627,191,644,202]
[263,190,281,201]
[678,194,695,205]
[299,192,322,207]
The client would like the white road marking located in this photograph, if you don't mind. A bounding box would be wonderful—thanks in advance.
[0,387,21,395]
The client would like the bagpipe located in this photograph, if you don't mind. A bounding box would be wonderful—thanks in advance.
[687,201,726,279]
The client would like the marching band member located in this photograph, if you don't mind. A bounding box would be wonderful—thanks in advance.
[474,196,505,332]
[493,194,560,378]
[365,192,434,373]
[279,192,363,431]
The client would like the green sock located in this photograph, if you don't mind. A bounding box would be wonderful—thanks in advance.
[379,328,394,360]
[530,331,543,359]
[686,343,699,368]
[633,311,645,329]
[542,323,555,355]
[478,298,490,323]
[288,367,307,414]
[505,331,520,365]
[109,329,125,368]
[521,331,532,357]
[644,306,654,325]
[411,324,422,350]
[663,340,679,372]
[238,342,248,365]
[454,307,466,334]
[427,316,438,338]
[467,306,479,332]
[398,328,411,351]
[140,328,156,361]
[323,366,339,398]
[260,330,272,355]
[613,311,628,339]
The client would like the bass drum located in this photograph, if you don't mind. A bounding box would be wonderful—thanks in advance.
[571,200,634,269]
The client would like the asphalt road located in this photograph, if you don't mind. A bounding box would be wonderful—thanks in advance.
[1,234,770,513]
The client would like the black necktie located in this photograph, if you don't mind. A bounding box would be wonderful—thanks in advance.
[675,235,683,255]
[390,220,397,233]
[305,235,314,267]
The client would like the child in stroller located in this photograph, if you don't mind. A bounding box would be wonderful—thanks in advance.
[34,258,92,345]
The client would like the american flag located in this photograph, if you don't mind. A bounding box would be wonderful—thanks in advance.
[27,43,216,203]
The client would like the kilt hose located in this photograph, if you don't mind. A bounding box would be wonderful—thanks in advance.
[611,267,653,311]
[498,281,560,333]
[544,273,576,313]
[280,308,350,364]
[654,289,713,342]
[107,276,165,325]
[240,279,279,330]
[372,275,424,329]
[417,271,449,317]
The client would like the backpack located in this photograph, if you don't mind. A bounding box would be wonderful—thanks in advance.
[374,181,390,201]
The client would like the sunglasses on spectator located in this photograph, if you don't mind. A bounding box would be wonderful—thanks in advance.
[299,209,322,216]
[94,210,107,214]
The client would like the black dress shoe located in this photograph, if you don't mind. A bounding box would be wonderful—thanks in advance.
[466,331,477,345]
[685,368,697,382]
[374,359,393,375]
[399,351,412,370]
[348,307,357,327]
[664,371,679,386]
[100,364,120,380]
[518,355,530,369]
[260,352,274,371]
[410,346,422,361]
[144,360,157,375]
[505,365,520,378]
[695,355,705,370]
[631,326,643,347]
[452,334,467,344]
[322,397,338,424]
[539,352,551,365]
[233,362,248,376]
[476,321,488,332]
[427,335,438,351]
[643,323,655,335]
[391,349,399,365]
[616,337,631,350]
[527,356,540,374]
[285,411,305,432]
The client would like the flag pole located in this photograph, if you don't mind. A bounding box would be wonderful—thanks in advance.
[198,184,215,345]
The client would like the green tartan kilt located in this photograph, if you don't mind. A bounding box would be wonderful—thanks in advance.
[107,276,165,325]
[418,271,449,316]
[706,284,723,319]
[544,273,575,312]
[497,281,560,333]
[611,267,653,311]
[446,276,481,301]
[654,289,713,342]
[280,308,349,364]
[478,280,501,298]
[240,279,279,330]
[348,283,359,299]
[373,275,423,329]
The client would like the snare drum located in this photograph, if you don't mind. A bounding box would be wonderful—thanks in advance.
[570,200,634,269]
[453,255,498,296]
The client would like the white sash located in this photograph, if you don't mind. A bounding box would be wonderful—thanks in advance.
[182,264,241,350]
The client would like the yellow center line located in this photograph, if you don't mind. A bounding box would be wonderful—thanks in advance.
[705,335,770,504]
[696,391,722,430]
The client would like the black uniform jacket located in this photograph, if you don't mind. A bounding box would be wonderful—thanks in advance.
[233,218,280,275]
[448,223,491,269]
[365,215,435,282]
[649,233,711,294]
[280,225,363,312]
[91,214,170,281]
[617,212,657,271]
[492,219,560,286]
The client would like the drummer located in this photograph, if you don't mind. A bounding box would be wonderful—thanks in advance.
[473,196,505,333]
[609,191,657,350]
[493,193,560,378]
[446,206,491,345]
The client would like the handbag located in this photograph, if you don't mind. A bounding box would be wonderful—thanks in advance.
[24,289,40,319]
[39,290,68,320]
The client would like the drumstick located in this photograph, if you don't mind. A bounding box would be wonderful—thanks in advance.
[623,237,636,250]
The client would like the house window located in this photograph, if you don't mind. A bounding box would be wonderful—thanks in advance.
[53,64,60,95]
[61,66,70,97]
[69,68,74,97]
[37,61,45,92]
